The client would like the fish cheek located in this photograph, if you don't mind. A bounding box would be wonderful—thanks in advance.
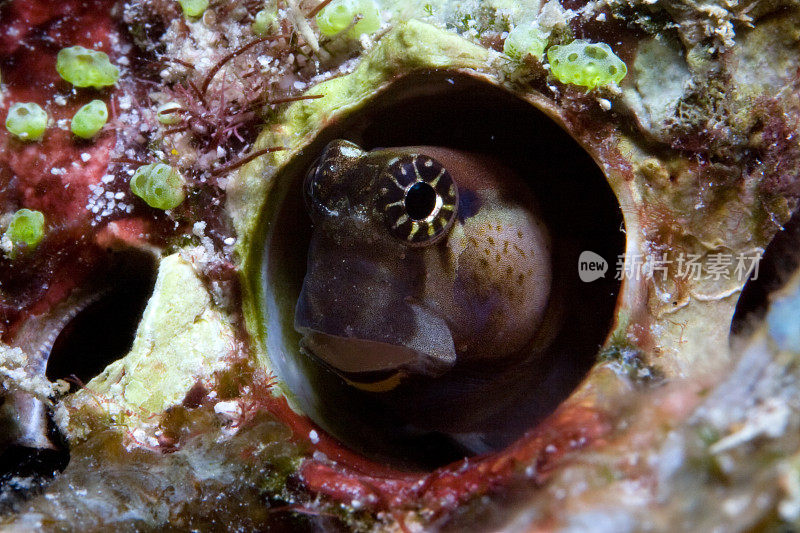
[449,203,552,360]
[295,230,421,345]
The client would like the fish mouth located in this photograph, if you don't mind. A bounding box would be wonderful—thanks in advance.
[293,254,459,381]
[296,329,454,391]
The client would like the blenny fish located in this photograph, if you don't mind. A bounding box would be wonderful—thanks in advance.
[296,140,558,435]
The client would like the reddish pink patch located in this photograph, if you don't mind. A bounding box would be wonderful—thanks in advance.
[0,0,132,335]
[0,0,118,222]
[95,218,156,250]
[259,391,609,515]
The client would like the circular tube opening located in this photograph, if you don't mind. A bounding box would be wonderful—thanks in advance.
[261,72,624,468]
[46,250,158,387]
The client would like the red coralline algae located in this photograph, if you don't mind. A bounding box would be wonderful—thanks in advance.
[0,0,120,335]
[223,370,610,517]
[296,404,609,514]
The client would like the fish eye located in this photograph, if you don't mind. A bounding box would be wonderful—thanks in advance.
[377,154,457,245]
[405,182,437,220]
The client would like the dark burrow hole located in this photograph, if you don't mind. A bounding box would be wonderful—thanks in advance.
[262,71,624,469]
[731,205,800,336]
[0,250,156,508]
[45,250,157,386]
[0,442,69,514]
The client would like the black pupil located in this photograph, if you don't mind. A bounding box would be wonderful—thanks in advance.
[405,182,437,220]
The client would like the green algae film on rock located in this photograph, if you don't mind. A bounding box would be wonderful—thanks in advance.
[504,24,548,61]
[5,102,47,141]
[130,163,186,210]
[71,100,108,139]
[547,40,626,90]
[56,46,119,89]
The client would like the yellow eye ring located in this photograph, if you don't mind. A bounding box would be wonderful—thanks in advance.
[377,154,458,246]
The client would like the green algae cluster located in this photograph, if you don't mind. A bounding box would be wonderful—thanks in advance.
[130,163,186,210]
[548,40,627,90]
[316,0,382,38]
[56,46,119,89]
[5,102,47,141]
[179,0,209,18]
[71,99,108,139]
[156,102,183,125]
[252,8,278,36]
[4,208,45,255]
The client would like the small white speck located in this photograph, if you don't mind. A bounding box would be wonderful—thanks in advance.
[50,167,66,175]
[214,400,242,420]
[596,13,606,21]
[81,152,91,162]
[312,450,328,462]
[54,95,67,106]
[309,430,319,444]
[598,98,612,111]
[114,192,125,200]
[118,95,132,110]
[293,81,307,90]
[223,237,236,246]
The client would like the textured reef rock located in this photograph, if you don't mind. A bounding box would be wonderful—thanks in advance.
[1,0,800,531]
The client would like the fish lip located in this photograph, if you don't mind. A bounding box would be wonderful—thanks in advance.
[296,328,452,380]
[299,340,406,387]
